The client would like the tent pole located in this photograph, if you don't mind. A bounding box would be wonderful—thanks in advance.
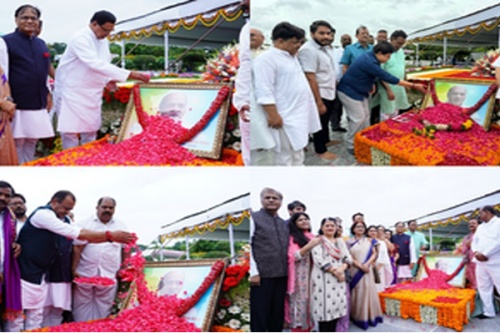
[120,39,126,68]
[416,43,419,66]
[429,227,433,251]
[229,223,235,265]
[159,235,164,261]
[185,235,190,260]
[443,37,448,65]
[164,32,170,73]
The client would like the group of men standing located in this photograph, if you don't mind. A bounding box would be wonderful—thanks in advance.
[250,20,426,165]
[0,5,149,165]
[0,180,134,331]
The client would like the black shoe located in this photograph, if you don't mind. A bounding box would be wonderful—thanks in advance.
[477,314,495,319]
[332,127,347,133]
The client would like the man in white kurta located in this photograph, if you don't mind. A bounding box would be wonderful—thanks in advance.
[54,10,149,150]
[253,22,321,166]
[232,14,251,166]
[72,197,127,322]
[471,206,500,319]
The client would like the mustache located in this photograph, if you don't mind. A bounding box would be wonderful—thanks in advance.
[102,212,112,216]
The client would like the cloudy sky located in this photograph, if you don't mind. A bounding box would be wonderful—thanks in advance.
[252,0,500,47]
[2,167,250,245]
[0,0,179,43]
[249,167,500,236]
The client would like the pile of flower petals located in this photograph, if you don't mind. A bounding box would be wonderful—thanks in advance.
[31,237,200,332]
[359,109,500,165]
[418,103,470,130]
[74,276,115,286]
[384,269,454,293]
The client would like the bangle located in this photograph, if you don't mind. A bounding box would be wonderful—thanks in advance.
[105,230,113,243]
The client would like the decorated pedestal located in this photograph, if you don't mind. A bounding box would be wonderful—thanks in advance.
[355,79,500,165]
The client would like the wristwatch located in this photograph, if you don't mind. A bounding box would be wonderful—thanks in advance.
[4,96,13,102]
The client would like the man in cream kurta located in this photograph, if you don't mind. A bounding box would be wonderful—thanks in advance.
[72,197,127,322]
[253,22,321,166]
[471,206,500,319]
[54,10,149,150]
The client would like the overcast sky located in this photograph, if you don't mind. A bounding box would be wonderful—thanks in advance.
[2,167,250,246]
[249,167,500,235]
[252,0,500,47]
[0,0,179,43]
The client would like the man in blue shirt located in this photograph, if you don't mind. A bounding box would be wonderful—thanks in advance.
[337,41,426,155]
[340,26,373,74]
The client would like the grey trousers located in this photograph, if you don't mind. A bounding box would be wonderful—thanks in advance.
[338,91,370,151]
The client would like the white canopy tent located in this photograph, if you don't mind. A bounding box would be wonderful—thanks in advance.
[156,193,250,262]
[108,0,245,69]
[409,189,500,247]
[407,3,500,64]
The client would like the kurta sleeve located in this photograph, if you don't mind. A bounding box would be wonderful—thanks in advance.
[481,222,500,258]
[249,216,260,276]
[312,243,332,272]
[30,209,82,240]
[409,237,417,264]
[253,55,277,105]
[340,47,352,65]
[365,60,400,85]
[0,38,8,79]
[376,241,391,266]
[232,21,251,112]
[70,33,129,82]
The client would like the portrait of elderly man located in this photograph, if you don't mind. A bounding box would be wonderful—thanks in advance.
[447,85,467,106]
[158,92,188,122]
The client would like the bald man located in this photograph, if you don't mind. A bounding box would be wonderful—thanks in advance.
[72,197,128,322]
[250,28,268,58]
[158,92,188,122]
[447,86,467,106]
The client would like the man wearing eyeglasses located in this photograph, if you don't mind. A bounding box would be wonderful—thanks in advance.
[54,10,150,150]
[0,5,55,165]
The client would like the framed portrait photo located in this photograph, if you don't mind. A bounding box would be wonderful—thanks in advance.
[121,259,227,331]
[422,78,497,130]
[416,254,467,288]
[117,82,232,159]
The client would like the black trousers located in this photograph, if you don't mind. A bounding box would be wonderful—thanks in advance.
[370,104,380,125]
[313,98,334,155]
[250,276,287,332]
[330,92,343,130]
[319,319,339,332]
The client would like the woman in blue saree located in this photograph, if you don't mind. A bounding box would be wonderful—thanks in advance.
[346,221,383,329]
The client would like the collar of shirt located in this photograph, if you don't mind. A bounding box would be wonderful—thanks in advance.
[270,46,295,58]
[354,41,370,50]
[92,214,116,226]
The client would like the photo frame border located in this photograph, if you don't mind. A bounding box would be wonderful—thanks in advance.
[415,254,467,288]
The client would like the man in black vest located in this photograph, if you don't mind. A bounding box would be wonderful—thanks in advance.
[391,221,416,283]
[16,190,135,330]
[1,5,55,164]
[250,187,289,332]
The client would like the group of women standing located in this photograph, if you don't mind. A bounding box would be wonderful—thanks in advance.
[285,213,400,332]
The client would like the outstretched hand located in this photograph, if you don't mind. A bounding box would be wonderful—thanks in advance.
[110,230,137,244]
[128,71,150,83]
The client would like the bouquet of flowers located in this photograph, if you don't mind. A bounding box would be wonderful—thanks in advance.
[213,244,250,332]
[203,44,239,83]
[470,49,499,77]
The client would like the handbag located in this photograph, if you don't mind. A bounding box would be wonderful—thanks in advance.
[372,265,381,284]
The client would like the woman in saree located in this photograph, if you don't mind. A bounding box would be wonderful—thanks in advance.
[0,64,18,165]
[369,225,392,291]
[285,212,321,332]
[310,218,352,332]
[384,229,398,284]
[346,221,383,329]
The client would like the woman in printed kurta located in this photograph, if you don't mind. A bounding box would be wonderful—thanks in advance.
[285,213,321,332]
[346,221,383,330]
[310,218,352,332]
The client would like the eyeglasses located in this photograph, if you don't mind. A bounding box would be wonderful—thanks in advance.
[19,16,39,21]
[99,24,113,33]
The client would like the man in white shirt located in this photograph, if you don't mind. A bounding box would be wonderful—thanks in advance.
[54,10,149,150]
[72,197,127,322]
[8,193,27,236]
[232,0,251,166]
[16,191,135,330]
[250,28,268,59]
[298,20,338,160]
[328,34,351,132]
[471,205,500,319]
[253,22,321,166]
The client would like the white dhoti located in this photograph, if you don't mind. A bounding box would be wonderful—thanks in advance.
[476,262,500,317]
[21,278,49,331]
[73,283,118,322]
[274,128,304,166]
[41,282,72,327]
